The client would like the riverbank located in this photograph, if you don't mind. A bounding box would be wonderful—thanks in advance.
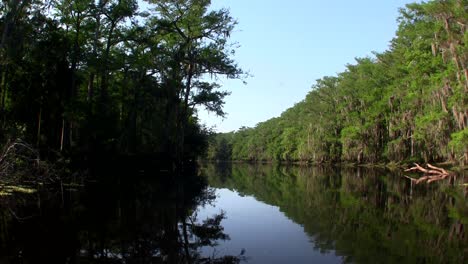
[201,159,468,171]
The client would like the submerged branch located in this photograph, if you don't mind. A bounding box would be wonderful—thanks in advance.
[404,163,452,184]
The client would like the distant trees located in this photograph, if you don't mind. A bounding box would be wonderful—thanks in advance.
[208,0,467,165]
[0,0,243,163]
[206,133,233,161]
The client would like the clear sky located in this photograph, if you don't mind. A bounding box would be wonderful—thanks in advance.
[196,0,418,133]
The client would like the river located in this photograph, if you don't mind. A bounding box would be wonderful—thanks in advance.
[197,164,466,263]
[0,163,466,263]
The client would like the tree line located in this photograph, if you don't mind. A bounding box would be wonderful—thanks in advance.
[207,0,467,165]
[0,0,243,163]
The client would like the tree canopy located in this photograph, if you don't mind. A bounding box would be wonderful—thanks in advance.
[207,0,467,165]
[0,0,244,163]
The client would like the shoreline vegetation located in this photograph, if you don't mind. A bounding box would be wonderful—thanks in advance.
[0,0,244,174]
[201,158,467,171]
[0,1,465,261]
[0,0,466,184]
[203,158,460,166]
[206,0,467,167]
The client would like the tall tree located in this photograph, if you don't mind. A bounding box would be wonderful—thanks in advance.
[148,0,244,163]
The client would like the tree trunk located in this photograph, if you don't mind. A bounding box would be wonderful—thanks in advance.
[129,81,137,153]
[88,73,95,102]
[87,11,101,104]
[60,118,65,151]
[100,21,116,99]
[61,15,82,151]
[36,107,42,147]
[0,68,7,113]
[177,61,194,165]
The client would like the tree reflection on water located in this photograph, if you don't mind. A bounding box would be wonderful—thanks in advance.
[0,166,244,264]
[202,164,467,264]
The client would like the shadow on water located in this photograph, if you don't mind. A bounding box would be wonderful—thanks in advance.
[0,162,245,264]
[201,163,467,264]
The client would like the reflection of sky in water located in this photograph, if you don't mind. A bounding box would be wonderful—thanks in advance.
[197,188,342,264]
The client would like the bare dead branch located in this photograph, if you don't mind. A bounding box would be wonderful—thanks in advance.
[427,163,449,175]
[405,163,429,173]
[403,163,453,184]
[0,139,55,184]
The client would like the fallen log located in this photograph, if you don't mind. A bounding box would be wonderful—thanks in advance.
[404,163,452,184]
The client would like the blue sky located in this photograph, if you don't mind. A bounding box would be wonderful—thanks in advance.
[195,0,419,132]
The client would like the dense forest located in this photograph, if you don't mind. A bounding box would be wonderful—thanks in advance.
[0,0,243,165]
[207,0,468,165]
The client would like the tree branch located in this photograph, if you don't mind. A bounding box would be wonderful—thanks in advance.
[403,163,452,184]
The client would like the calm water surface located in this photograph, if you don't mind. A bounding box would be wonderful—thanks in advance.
[197,164,467,264]
[197,188,342,263]
[0,163,466,263]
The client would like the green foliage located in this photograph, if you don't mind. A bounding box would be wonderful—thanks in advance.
[0,0,243,162]
[207,0,467,164]
[449,128,468,161]
[205,132,233,161]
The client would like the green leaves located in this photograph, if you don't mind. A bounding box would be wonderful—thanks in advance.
[0,0,243,159]
[209,0,467,165]
[449,128,468,159]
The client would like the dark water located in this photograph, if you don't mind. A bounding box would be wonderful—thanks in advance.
[0,163,466,263]
[199,164,467,264]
